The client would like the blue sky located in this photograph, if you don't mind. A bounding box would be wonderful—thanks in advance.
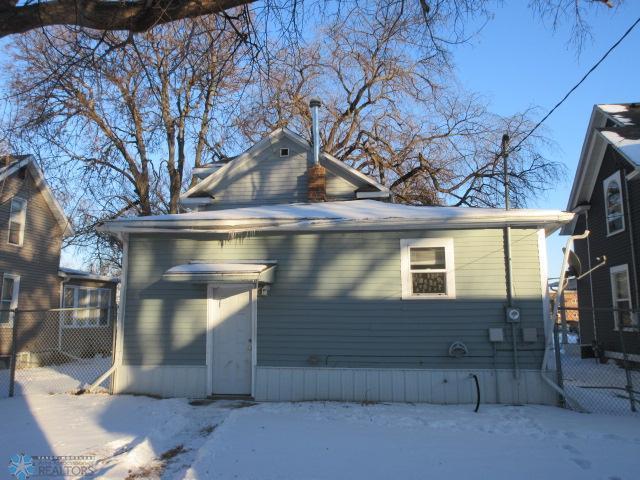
[452,1,640,280]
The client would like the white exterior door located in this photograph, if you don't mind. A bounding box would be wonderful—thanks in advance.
[208,286,253,395]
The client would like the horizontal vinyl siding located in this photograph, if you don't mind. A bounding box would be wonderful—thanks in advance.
[205,137,310,208]
[0,169,63,355]
[123,228,544,369]
[574,146,640,354]
[200,137,362,210]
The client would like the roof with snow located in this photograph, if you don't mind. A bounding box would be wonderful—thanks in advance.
[58,266,119,283]
[163,262,277,284]
[100,199,573,235]
[562,103,640,235]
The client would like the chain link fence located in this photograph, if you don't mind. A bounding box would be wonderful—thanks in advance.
[0,307,116,397]
[549,306,640,415]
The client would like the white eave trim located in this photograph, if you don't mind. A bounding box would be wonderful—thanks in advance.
[181,197,216,205]
[100,215,573,236]
[627,168,640,181]
[356,190,390,199]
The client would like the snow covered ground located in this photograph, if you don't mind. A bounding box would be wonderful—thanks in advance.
[549,344,640,415]
[0,356,112,397]
[1,394,639,480]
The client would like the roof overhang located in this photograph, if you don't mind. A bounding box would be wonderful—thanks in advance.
[58,268,119,283]
[162,261,277,284]
[100,208,573,237]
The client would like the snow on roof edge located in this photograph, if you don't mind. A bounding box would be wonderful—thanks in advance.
[100,200,573,235]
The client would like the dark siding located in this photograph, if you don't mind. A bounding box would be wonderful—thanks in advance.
[573,145,640,355]
[0,168,64,354]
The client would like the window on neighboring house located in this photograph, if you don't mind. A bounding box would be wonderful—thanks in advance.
[0,274,20,326]
[62,286,112,327]
[603,171,625,236]
[400,238,456,299]
[7,197,27,246]
[610,264,636,330]
[279,148,289,157]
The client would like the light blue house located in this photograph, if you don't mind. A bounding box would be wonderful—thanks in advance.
[102,105,573,404]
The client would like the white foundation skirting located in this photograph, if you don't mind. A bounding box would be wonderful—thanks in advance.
[113,365,558,405]
[114,365,207,398]
[254,367,558,405]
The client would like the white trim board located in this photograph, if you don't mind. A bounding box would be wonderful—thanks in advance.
[112,233,129,392]
[400,237,455,300]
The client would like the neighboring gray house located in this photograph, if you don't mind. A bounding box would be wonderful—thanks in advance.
[102,107,573,404]
[561,103,640,361]
[0,156,73,358]
[0,155,119,367]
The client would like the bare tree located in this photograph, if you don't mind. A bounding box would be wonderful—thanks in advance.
[529,0,623,51]
[0,0,620,41]
[4,16,250,269]
[233,1,563,208]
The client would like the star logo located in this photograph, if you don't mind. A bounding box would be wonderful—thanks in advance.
[8,454,35,480]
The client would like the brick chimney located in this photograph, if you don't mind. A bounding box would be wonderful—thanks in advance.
[308,98,326,202]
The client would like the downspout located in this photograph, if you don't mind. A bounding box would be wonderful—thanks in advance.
[585,211,598,344]
[623,173,640,319]
[541,231,590,412]
[501,134,519,381]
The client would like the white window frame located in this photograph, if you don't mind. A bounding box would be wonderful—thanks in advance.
[0,273,20,327]
[400,238,456,300]
[610,264,636,331]
[7,197,27,246]
[62,285,112,328]
[279,148,290,157]
[603,171,625,237]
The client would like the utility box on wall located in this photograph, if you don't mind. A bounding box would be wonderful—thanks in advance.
[488,328,504,343]
[522,328,538,343]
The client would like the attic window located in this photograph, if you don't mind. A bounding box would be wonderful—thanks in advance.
[603,171,624,236]
[279,148,289,157]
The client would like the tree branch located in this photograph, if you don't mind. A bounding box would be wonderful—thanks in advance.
[0,0,253,37]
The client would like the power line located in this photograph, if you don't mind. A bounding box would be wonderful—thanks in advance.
[510,14,640,154]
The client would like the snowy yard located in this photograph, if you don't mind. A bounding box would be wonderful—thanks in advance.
[0,356,111,397]
[1,394,639,479]
[550,344,640,414]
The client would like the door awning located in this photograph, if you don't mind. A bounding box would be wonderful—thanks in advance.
[163,262,277,284]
